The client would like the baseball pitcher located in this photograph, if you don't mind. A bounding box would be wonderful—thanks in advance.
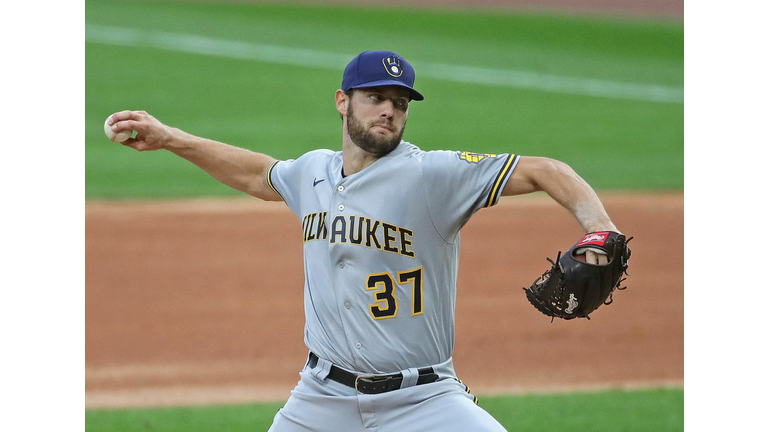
[106,50,628,431]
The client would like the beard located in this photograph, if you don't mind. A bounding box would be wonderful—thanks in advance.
[346,103,406,157]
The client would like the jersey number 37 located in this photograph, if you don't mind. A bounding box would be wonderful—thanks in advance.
[366,267,423,319]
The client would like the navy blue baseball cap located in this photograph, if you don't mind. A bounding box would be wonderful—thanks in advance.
[341,50,424,101]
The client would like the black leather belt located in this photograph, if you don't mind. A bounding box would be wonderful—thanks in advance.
[308,352,439,395]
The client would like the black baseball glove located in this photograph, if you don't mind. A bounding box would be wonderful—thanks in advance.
[524,231,632,320]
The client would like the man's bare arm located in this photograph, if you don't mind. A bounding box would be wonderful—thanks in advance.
[503,156,619,264]
[107,110,282,202]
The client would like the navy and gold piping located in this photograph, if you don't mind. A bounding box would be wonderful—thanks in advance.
[485,154,519,207]
[266,160,283,199]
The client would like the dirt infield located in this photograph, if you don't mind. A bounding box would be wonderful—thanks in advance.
[85,192,683,408]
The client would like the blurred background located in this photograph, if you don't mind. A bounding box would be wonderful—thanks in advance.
[86,0,683,198]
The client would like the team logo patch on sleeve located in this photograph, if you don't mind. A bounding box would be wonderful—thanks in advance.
[457,151,497,164]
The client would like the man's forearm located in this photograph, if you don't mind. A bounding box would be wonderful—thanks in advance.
[107,110,281,201]
[163,128,277,198]
[536,159,617,233]
[505,157,617,233]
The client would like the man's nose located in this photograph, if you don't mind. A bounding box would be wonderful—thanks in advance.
[379,100,394,118]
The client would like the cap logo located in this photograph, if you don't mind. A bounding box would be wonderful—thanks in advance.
[383,57,403,77]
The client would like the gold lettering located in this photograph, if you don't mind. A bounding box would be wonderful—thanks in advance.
[303,213,413,256]
[302,214,311,242]
[349,215,364,245]
[399,227,415,258]
[317,212,328,240]
[307,213,318,241]
[330,215,347,244]
[365,218,382,249]
[382,223,399,254]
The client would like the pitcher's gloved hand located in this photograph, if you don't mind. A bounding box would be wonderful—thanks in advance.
[524,231,632,320]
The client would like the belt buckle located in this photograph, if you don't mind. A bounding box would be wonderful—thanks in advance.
[354,374,374,394]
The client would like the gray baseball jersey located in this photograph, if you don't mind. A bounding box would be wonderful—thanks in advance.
[267,141,519,376]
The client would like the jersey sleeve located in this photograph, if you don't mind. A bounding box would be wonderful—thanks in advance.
[265,149,335,219]
[420,150,520,241]
[265,158,298,217]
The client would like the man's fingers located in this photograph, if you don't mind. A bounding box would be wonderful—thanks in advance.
[107,110,156,135]
[114,119,141,132]
[585,250,598,265]
[107,110,168,151]
[120,138,151,152]
[107,110,142,125]
[584,250,609,265]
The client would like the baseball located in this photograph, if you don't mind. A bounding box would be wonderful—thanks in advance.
[104,117,133,143]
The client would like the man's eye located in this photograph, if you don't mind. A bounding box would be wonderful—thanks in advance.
[369,94,383,101]
[394,99,408,109]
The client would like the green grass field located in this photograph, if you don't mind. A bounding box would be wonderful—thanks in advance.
[85,1,683,430]
[85,0,683,198]
[85,388,683,432]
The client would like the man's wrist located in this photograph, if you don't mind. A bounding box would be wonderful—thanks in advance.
[162,127,190,151]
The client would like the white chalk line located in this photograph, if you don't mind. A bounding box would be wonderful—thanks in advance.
[85,24,683,104]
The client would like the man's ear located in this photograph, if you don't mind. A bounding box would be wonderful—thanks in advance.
[335,90,349,117]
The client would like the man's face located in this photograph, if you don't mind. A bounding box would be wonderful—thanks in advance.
[346,86,410,157]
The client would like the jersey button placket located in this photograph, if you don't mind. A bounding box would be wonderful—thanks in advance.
[331,181,356,355]
[335,182,346,212]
